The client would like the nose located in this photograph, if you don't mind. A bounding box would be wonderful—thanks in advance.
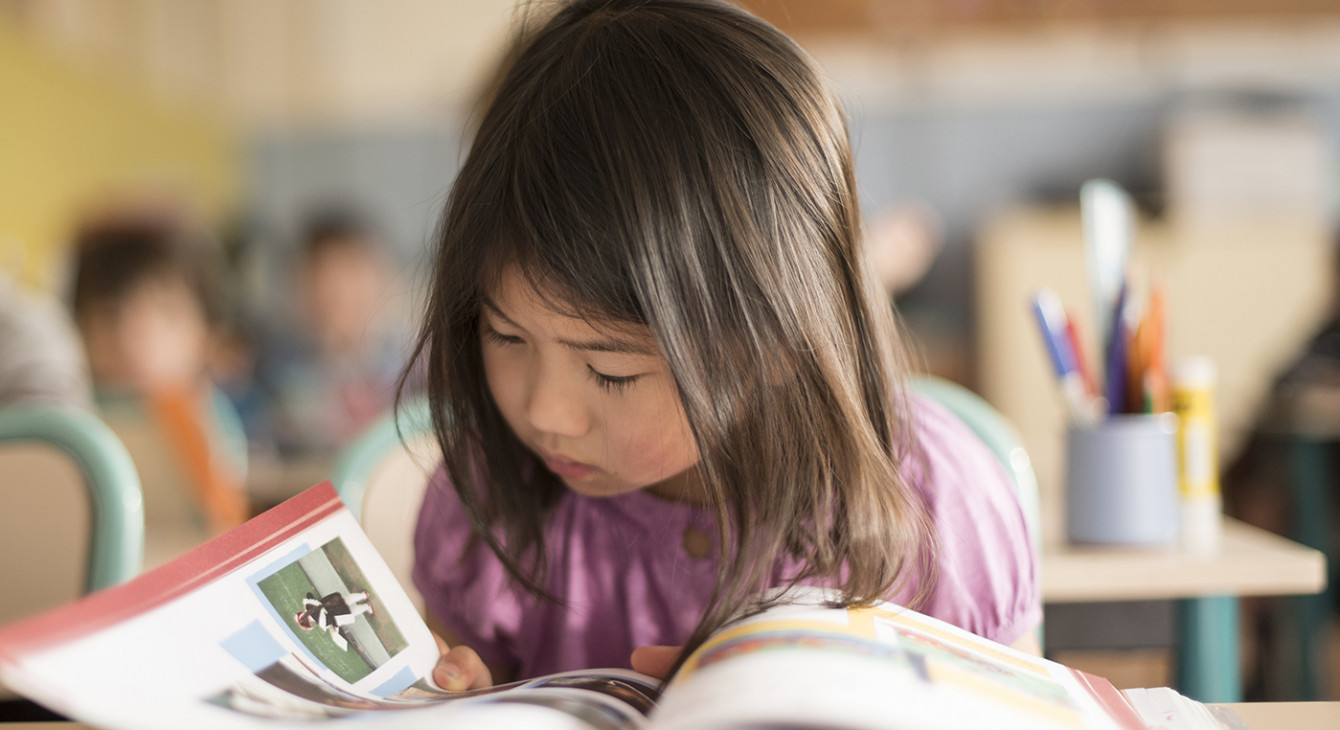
[523,364,590,439]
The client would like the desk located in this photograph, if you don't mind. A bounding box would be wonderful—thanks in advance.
[1042,518,1327,703]
[1218,702,1340,729]
[246,453,333,509]
[6,704,1339,729]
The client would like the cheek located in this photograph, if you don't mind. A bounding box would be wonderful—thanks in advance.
[481,346,525,426]
[605,390,698,477]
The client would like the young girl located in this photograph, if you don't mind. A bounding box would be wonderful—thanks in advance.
[407,0,1039,689]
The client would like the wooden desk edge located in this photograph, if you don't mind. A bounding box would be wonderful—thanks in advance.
[1215,702,1340,729]
[1041,517,1327,603]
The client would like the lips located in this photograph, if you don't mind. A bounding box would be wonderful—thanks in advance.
[542,452,596,480]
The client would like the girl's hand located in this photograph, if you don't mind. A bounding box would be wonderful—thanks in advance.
[432,632,494,690]
[630,645,682,679]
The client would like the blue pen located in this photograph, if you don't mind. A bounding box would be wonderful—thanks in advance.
[1103,282,1130,415]
[1031,289,1099,425]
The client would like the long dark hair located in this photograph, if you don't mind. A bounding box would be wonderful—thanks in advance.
[403,0,933,662]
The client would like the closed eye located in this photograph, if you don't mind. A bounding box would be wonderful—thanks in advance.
[587,366,639,393]
[482,325,524,346]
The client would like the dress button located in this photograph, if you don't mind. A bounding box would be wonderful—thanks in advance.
[682,525,712,559]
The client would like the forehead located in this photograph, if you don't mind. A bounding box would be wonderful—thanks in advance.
[485,267,656,352]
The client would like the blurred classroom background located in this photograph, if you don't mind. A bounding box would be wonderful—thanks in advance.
[2,0,1339,703]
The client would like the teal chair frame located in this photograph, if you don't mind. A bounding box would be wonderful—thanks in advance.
[909,375,1044,649]
[0,406,145,591]
[331,398,433,521]
[908,376,1042,556]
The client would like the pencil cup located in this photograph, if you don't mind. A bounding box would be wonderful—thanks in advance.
[1065,413,1179,546]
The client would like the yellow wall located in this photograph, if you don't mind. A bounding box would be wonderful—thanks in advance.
[0,18,238,291]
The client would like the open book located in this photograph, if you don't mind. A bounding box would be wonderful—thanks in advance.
[0,483,1249,729]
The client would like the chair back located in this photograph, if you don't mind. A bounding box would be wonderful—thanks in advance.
[908,375,1042,553]
[331,398,437,614]
[909,375,1043,647]
[0,406,144,624]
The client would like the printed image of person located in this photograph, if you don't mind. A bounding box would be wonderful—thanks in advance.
[294,591,374,651]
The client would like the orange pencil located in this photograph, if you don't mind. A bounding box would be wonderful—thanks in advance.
[1064,311,1097,398]
[1145,284,1168,412]
[1128,312,1148,415]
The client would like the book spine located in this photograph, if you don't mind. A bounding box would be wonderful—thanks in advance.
[1070,668,1148,730]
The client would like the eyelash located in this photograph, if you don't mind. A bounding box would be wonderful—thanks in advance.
[484,325,640,393]
[587,367,639,393]
[482,326,523,346]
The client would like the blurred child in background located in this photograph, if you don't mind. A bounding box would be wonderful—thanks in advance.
[250,210,416,460]
[69,210,249,547]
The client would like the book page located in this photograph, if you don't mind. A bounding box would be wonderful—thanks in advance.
[1121,687,1244,730]
[0,483,660,730]
[649,589,1149,730]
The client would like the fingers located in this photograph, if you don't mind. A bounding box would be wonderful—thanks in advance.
[432,636,494,691]
[630,645,681,679]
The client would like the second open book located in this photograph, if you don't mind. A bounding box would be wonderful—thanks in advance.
[0,483,1246,729]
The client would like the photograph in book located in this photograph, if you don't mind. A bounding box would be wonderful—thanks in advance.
[253,536,405,681]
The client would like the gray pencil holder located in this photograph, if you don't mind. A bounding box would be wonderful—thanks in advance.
[1065,413,1180,546]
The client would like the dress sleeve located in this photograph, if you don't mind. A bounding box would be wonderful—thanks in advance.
[412,467,524,672]
[908,395,1043,646]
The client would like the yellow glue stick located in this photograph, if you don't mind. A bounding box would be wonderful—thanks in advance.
[1171,356,1220,553]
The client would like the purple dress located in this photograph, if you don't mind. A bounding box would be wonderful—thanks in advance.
[413,395,1041,678]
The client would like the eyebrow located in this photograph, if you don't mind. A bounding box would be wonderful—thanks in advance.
[482,300,656,356]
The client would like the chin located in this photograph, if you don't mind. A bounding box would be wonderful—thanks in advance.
[561,477,637,499]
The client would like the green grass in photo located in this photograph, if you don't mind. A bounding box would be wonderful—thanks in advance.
[321,539,409,656]
[259,564,374,682]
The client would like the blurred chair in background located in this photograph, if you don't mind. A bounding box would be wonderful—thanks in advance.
[330,397,435,615]
[908,375,1042,552]
[909,375,1043,648]
[68,207,250,567]
[0,404,144,717]
[0,405,144,621]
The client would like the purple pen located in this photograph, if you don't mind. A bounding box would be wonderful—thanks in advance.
[1103,283,1130,415]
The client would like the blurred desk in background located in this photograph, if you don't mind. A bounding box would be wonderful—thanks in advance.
[1042,517,1326,704]
[1217,702,1340,729]
[1042,519,1325,603]
[246,454,334,512]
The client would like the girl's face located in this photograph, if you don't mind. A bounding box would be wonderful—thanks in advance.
[480,269,702,503]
